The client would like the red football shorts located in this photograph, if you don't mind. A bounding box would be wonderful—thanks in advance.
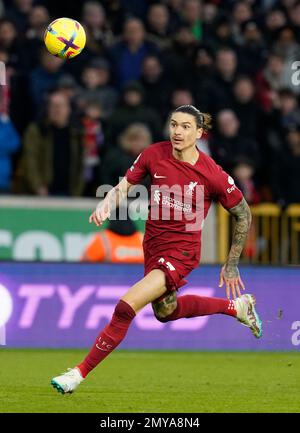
[143,245,199,294]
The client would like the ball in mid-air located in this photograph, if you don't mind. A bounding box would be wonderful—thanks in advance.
[44,17,86,59]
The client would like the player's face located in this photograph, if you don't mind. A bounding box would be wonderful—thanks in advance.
[169,112,202,151]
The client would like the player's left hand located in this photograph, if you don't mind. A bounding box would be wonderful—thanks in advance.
[218,264,245,299]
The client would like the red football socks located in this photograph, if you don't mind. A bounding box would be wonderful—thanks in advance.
[158,295,237,322]
[77,296,236,377]
[77,300,136,378]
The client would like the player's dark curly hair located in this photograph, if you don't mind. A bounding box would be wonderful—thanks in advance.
[173,105,212,131]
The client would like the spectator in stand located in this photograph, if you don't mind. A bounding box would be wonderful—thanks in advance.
[169,88,194,109]
[116,0,148,20]
[165,88,194,118]
[109,17,159,88]
[101,0,126,36]
[207,47,238,113]
[165,0,183,30]
[81,101,106,196]
[163,25,198,87]
[281,0,300,16]
[209,109,260,173]
[29,49,64,116]
[255,53,288,112]
[0,18,27,71]
[232,158,261,205]
[231,1,253,45]
[181,0,203,41]
[56,74,79,105]
[206,16,237,51]
[25,5,50,69]
[282,127,300,203]
[202,1,218,29]
[0,112,20,193]
[77,58,119,119]
[264,8,287,46]
[146,3,173,49]
[232,156,261,259]
[22,91,83,196]
[63,1,113,80]
[191,44,215,112]
[259,87,300,195]
[139,54,172,117]
[6,0,33,34]
[288,1,300,41]
[272,25,300,64]
[236,20,267,76]
[100,123,152,186]
[0,18,29,131]
[232,75,263,140]
[269,126,300,205]
[266,88,300,151]
[106,81,162,144]
[82,1,114,56]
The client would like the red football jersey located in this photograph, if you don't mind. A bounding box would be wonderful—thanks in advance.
[125,141,243,263]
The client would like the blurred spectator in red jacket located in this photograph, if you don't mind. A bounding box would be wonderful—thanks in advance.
[81,101,105,196]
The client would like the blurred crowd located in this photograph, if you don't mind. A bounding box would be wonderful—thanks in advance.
[0,0,300,206]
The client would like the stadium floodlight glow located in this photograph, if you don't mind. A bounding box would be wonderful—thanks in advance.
[0,284,13,327]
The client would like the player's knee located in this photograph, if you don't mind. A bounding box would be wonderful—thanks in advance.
[153,302,177,322]
[114,300,136,321]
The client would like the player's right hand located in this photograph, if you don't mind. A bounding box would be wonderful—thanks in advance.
[89,202,110,226]
[219,264,245,300]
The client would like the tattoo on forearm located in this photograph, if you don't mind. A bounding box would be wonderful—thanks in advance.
[226,198,252,275]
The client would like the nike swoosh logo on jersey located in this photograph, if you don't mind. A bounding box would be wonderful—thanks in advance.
[154,173,167,178]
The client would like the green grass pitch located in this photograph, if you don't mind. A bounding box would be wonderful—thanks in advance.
[0,350,299,413]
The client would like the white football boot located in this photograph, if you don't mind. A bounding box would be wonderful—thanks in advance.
[51,367,84,394]
[234,294,263,338]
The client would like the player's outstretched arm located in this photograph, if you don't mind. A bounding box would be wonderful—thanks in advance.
[89,177,133,227]
[219,197,252,299]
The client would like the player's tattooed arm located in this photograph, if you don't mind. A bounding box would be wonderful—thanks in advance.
[227,197,252,267]
[219,198,252,299]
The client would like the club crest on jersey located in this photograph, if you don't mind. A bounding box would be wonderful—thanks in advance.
[153,189,161,204]
[186,181,198,196]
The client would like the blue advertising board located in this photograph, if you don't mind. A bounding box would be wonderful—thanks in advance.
[0,263,299,350]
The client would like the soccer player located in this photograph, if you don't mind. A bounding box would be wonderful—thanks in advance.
[51,105,262,394]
